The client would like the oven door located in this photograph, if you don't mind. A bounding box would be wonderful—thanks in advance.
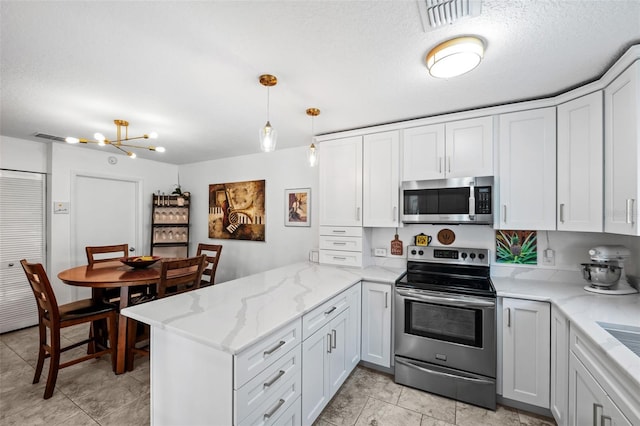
[394,287,496,378]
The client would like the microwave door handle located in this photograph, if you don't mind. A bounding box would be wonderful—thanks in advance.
[468,183,475,218]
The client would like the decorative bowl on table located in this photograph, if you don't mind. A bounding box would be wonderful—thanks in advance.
[120,256,161,269]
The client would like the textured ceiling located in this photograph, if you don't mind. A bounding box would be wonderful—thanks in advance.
[1,1,639,164]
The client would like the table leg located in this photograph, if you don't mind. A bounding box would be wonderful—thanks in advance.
[115,286,131,375]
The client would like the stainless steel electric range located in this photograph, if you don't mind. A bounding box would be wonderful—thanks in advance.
[394,245,497,410]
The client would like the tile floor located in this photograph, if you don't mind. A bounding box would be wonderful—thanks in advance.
[0,324,556,426]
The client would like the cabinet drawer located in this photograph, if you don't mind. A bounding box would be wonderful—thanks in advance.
[319,250,362,267]
[235,345,302,423]
[270,395,301,426]
[302,288,350,340]
[237,373,301,426]
[319,226,362,237]
[235,320,302,388]
[319,235,362,252]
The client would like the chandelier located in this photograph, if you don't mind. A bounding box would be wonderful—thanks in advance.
[306,108,320,167]
[65,119,165,158]
[258,74,278,152]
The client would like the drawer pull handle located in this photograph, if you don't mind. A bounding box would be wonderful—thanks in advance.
[385,292,388,308]
[332,256,347,260]
[331,329,337,349]
[507,308,511,328]
[263,340,286,356]
[324,306,337,315]
[327,333,332,353]
[332,229,346,233]
[332,242,347,246]
[263,398,285,420]
[601,414,612,426]
[263,370,285,388]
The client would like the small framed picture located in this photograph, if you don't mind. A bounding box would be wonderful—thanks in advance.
[285,188,310,227]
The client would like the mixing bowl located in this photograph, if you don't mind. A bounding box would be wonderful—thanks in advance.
[580,263,622,287]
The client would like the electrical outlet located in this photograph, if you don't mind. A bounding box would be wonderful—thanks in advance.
[542,248,555,266]
[374,248,387,257]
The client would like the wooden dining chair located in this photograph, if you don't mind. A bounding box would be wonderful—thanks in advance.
[196,243,223,287]
[126,254,207,371]
[20,259,118,399]
[86,244,151,303]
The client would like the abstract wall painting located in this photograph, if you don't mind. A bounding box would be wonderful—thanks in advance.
[208,180,265,241]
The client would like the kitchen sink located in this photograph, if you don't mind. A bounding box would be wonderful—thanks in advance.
[597,322,640,357]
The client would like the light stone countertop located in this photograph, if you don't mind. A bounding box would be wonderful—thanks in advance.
[121,261,403,355]
[122,261,639,391]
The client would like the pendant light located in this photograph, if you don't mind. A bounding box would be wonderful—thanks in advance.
[258,74,278,152]
[306,108,320,167]
[426,36,484,78]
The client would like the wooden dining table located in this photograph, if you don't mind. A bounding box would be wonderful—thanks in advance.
[58,260,162,374]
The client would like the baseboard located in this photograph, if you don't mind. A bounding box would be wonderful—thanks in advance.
[497,395,554,418]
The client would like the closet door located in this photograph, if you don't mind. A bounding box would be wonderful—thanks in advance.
[0,170,46,333]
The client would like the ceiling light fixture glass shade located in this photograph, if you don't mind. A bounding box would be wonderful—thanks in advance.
[65,119,164,158]
[426,36,484,78]
[306,108,320,167]
[259,74,278,152]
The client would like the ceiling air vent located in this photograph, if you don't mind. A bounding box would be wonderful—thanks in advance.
[34,133,66,142]
[418,0,482,31]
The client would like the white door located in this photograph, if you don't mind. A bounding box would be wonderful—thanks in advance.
[361,281,391,368]
[402,124,445,181]
[445,116,494,178]
[0,170,45,333]
[72,173,141,298]
[363,131,400,227]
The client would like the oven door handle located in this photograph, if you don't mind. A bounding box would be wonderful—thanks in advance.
[395,288,495,308]
[395,357,495,385]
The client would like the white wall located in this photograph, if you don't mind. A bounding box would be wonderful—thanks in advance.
[0,136,49,173]
[179,145,319,283]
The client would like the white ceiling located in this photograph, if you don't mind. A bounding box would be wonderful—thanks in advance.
[1,1,639,165]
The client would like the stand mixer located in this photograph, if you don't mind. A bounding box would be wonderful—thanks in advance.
[581,245,638,295]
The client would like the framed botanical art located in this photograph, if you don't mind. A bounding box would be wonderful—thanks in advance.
[285,188,310,227]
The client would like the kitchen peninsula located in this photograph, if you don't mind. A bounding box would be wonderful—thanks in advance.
[123,261,640,426]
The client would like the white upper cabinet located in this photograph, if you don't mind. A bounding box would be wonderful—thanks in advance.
[498,107,557,230]
[318,136,363,227]
[445,117,494,178]
[363,131,400,227]
[604,60,640,235]
[402,117,493,181]
[557,91,603,232]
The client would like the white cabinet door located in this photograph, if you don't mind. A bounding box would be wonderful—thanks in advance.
[402,124,445,181]
[328,308,349,396]
[345,282,361,370]
[502,298,551,408]
[604,60,640,235]
[301,322,331,425]
[361,281,391,368]
[557,91,604,232]
[318,136,363,227]
[498,107,557,230]
[445,116,494,178]
[551,305,569,426]
[568,352,632,426]
[363,131,400,227]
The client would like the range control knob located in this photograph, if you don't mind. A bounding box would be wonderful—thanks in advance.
[418,250,424,256]
[411,250,417,255]
[478,253,485,260]
[469,253,476,260]
[461,252,468,259]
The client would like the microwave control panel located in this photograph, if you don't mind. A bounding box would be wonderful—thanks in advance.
[475,187,492,214]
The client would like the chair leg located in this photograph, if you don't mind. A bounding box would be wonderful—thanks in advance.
[88,322,96,354]
[107,314,117,373]
[126,318,136,372]
[32,322,47,384]
[43,328,61,399]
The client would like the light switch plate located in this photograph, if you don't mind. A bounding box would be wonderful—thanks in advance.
[53,201,69,214]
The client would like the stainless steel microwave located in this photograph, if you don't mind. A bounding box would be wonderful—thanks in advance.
[401,176,493,224]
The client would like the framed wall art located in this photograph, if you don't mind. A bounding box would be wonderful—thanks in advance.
[285,188,310,227]
[495,230,537,264]
[208,179,265,241]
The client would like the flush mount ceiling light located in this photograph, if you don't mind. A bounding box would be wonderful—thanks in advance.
[426,36,484,78]
[65,119,164,159]
[306,108,320,167]
[258,74,278,152]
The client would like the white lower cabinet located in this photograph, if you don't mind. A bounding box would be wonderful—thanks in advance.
[501,298,551,408]
[361,281,391,368]
[302,282,361,425]
[568,325,638,425]
[568,353,631,426]
[551,306,569,426]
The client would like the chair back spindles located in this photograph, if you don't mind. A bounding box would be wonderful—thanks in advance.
[157,254,207,298]
[196,243,223,286]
